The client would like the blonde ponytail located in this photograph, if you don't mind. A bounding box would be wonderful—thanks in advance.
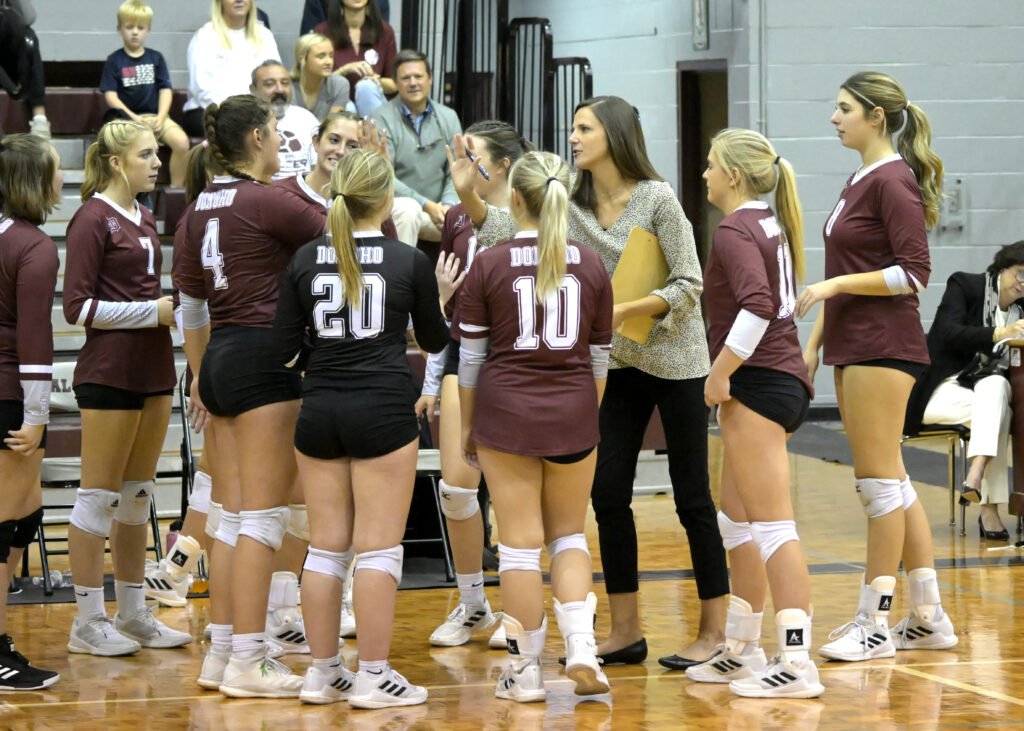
[508,151,570,302]
[774,157,804,282]
[81,119,150,202]
[326,149,394,307]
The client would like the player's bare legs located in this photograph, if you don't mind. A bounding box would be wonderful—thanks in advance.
[272,476,308,576]
[163,125,190,188]
[295,452,354,659]
[540,452,597,603]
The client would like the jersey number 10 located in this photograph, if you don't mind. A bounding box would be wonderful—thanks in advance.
[312,272,386,339]
[513,274,582,350]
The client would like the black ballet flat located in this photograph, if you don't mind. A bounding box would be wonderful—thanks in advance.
[979,515,1009,542]
[558,637,648,666]
[961,481,982,503]
[657,653,707,670]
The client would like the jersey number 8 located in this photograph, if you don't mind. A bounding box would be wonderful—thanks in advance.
[312,272,386,339]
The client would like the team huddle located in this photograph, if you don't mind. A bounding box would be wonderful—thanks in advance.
[0,68,957,707]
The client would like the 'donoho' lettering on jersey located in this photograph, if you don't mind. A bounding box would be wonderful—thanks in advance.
[509,244,583,267]
[315,245,385,265]
[194,188,239,211]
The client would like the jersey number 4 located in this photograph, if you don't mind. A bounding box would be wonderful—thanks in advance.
[513,275,581,350]
[312,272,386,339]
[201,218,228,290]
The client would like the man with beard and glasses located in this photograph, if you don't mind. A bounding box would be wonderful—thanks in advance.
[250,60,320,181]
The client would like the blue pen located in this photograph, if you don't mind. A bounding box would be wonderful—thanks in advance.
[465,148,490,180]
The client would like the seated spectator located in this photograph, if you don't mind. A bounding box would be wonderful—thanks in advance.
[302,0,389,35]
[0,0,49,139]
[315,0,395,116]
[291,32,353,120]
[371,49,461,246]
[100,1,191,187]
[906,241,1024,541]
[250,60,320,181]
[182,0,280,137]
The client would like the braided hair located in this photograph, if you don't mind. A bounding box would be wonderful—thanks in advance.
[202,95,273,183]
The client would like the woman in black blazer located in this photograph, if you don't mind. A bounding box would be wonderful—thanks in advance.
[905,241,1024,539]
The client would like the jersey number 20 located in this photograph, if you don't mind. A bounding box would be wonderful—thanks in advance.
[513,275,581,350]
[312,272,386,339]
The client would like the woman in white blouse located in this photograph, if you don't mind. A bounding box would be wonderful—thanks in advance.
[182,0,280,137]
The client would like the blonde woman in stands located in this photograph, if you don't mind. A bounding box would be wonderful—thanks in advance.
[62,119,190,657]
[291,32,353,120]
[275,149,450,708]
[797,71,957,661]
[182,0,280,137]
[173,94,326,697]
[687,128,821,698]
[457,151,613,702]
[314,0,397,116]
[0,133,62,688]
[452,96,729,670]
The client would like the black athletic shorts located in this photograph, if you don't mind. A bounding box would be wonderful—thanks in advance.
[543,446,595,464]
[199,326,302,418]
[294,381,420,460]
[729,366,810,433]
[837,358,926,380]
[0,400,46,451]
[442,336,460,379]
[74,383,174,410]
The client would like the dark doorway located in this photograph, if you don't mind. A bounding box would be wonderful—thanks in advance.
[677,62,727,267]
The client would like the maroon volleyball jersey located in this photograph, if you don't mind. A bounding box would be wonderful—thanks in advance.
[822,157,930,365]
[0,217,58,403]
[64,195,175,391]
[173,177,326,329]
[458,233,614,456]
[704,202,812,395]
[273,174,399,239]
[439,203,481,338]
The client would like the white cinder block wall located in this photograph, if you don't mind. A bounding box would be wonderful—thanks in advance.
[30,0,1024,405]
[512,0,1024,405]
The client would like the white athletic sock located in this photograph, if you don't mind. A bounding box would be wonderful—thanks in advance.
[74,585,106,619]
[114,580,147,617]
[456,571,486,607]
[313,655,341,669]
[209,623,232,654]
[232,631,267,660]
[359,659,388,674]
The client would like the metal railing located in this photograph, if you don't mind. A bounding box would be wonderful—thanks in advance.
[552,57,593,161]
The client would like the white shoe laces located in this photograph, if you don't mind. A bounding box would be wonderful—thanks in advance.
[826,620,868,644]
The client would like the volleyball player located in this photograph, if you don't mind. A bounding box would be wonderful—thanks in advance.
[274,150,450,707]
[423,120,532,649]
[797,72,957,660]
[687,128,822,698]
[458,151,613,702]
[0,133,62,688]
[173,94,326,697]
[63,119,190,656]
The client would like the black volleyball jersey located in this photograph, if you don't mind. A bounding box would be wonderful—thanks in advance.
[274,232,450,389]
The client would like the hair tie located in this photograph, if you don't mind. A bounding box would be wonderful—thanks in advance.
[546,176,559,186]
[201,139,209,149]
[773,155,780,166]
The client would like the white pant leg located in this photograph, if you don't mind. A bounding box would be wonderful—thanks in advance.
[390,196,442,245]
[922,375,1011,505]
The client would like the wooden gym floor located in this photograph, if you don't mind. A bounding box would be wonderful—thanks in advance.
[5,430,1024,730]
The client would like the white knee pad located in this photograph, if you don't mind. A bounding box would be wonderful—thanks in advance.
[238,506,290,550]
[856,477,904,519]
[285,503,309,542]
[205,501,223,540]
[356,545,404,584]
[213,509,240,548]
[69,488,120,538]
[438,479,480,521]
[717,510,753,551]
[304,546,354,581]
[900,475,918,511]
[546,532,589,559]
[188,470,213,514]
[498,543,542,573]
[115,480,154,526]
[749,520,800,563]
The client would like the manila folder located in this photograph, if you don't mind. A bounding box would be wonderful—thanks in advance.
[610,226,669,344]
